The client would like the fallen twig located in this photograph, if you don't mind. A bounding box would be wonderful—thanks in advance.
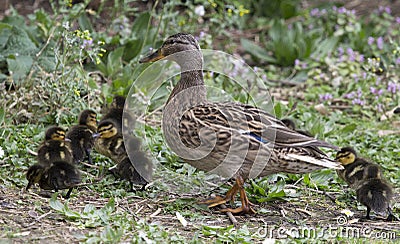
[220,204,239,228]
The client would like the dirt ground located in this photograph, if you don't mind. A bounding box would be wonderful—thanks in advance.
[1,183,399,242]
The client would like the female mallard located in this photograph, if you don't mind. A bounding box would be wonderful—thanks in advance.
[37,126,73,166]
[140,33,342,214]
[66,109,98,164]
[336,147,397,221]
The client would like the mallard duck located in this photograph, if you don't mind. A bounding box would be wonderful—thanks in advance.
[94,119,126,162]
[26,161,81,198]
[140,33,342,214]
[37,126,73,166]
[66,109,98,164]
[281,118,313,137]
[336,147,397,221]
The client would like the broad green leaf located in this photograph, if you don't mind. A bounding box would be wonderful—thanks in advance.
[341,123,357,133]
[131,12,151,37]
[49,197,64,212]
[7,55,33,81]
[240,38,277,63]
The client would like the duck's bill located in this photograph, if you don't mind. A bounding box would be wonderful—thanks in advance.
[139,49,164,63]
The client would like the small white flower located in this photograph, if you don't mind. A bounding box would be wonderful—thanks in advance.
[340,209,354,217]
[194,5,205,16]
[0,146,4,159]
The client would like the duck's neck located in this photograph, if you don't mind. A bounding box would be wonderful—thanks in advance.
[166,51,207,105]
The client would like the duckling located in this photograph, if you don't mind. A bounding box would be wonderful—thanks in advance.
[94,119,126,162]
[336,147,398,221]
[109,153,149,191]
[66,109,97,164]
[26,161,81,198]
[281,118,313,137]
[37,126,73,166]
[101,95,135,132]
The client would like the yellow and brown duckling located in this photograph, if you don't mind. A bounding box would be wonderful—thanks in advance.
[66,109,97,164]
[37,126,73,166]
[101,95,135,132]
[26,161,81,198]
[109,153,149,191]
[94,119,126,162]
[336,147,398,221]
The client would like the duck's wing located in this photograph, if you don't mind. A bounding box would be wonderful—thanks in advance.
[187,102,338,150]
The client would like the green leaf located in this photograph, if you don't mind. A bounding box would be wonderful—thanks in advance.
[123,39,142,61]
[78,14,94,33]
[274,102,282,118]
[7,55,33,81]
[49,197,64,212]
[131,12,151,37]
[240,38,277,63]
[341,123,357,133]
[0,107,4,126]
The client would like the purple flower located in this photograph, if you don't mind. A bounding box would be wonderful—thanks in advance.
[199,31,206,39]
[337,47,344,56]
[332,6,337,11]
[357,88,363,98]
[338,7,346,14]
[362,72,367,79]
[359,54,364,62]
[294,59,300,67]
[81,39,93,50]
[310,8,320,17]
[387,81,398,93]
[396,17,400,24]
[344,92,355,99]
[321,9,327,15]
[385,7,391,14]
[319,93,333,101]
[377,37,384,50]
[347,48,355,61]
[352,98,365,105]
[351,73,359,82]
[395,57,400,65]
[367,37,374,46]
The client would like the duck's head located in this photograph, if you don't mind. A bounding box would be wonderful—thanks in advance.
[139,33,200,63]
[96,120,118,139]
[26,164,45,190]
[79,109,98,130]
[335,147,357,165]
[45,126,67,141]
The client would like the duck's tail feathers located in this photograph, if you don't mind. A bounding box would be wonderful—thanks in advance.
[286,153,343,170]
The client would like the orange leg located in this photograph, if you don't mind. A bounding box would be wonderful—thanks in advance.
[199,176,255,214]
